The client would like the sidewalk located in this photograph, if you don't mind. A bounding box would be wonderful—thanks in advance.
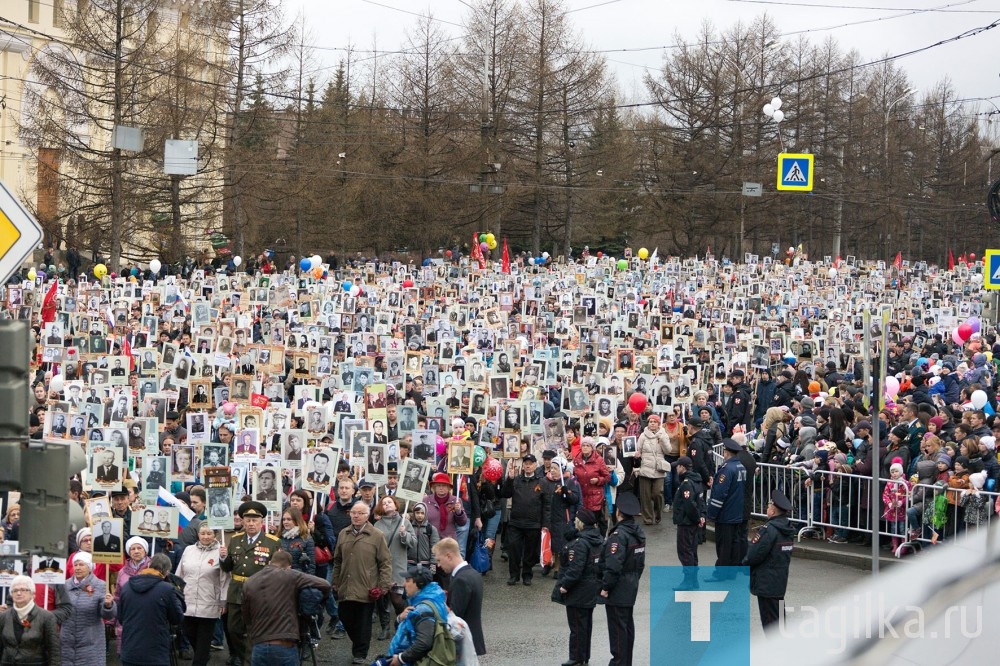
[706,522,900,569]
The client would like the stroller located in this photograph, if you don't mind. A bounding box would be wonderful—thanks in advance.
[298,587,325,665]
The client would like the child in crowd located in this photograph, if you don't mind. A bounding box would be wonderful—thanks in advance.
[882,458,911,551]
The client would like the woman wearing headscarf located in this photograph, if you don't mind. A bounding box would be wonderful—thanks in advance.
[113,536,150,652]
[0,575,61,664]
[61,552,116,665]
[67,527,109,581]
[176,523,229,666]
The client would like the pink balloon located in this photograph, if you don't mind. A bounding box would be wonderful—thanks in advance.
[436,436,448,456]
[480,242,489,252]
[953,328,965,346]
[884,376,900,398]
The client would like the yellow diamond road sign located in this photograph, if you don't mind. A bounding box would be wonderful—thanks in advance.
[0,180,42,285]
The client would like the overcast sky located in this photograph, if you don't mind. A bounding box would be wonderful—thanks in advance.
[292,0,1000,120]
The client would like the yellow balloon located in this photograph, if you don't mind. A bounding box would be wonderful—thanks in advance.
[27,269,36,280]
[129,275,137,283]
[93,263,107,279]
[638,247,649,260]
[487,239,498,251]
[486,233,496,245]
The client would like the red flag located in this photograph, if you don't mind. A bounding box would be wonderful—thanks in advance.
[948,249,955,270]
[471,233,485,269]
[834,256,841,268]
[122,334,134,372]
[250,393,269,409]
[501,238,510,274]
[893,252,902,269]
[40,280,58,325]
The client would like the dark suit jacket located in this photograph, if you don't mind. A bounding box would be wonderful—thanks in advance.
[449,564,485,655]
[95,464,119,482]
[94,535,122,553]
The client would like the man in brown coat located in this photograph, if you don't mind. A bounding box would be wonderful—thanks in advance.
[332,501,392,664]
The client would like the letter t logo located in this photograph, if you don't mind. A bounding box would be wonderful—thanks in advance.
[675,591,729,641]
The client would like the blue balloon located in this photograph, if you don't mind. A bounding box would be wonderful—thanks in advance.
[342,281,352,291]
[917,357,928,367]
[299,257,311,271]
[130,267,139,276]
[423,258,432,266]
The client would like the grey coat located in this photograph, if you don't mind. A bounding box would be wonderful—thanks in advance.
[61,574,116,666]
[375,515,417,586]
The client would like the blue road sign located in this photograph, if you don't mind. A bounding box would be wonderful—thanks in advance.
[776,153,814,192]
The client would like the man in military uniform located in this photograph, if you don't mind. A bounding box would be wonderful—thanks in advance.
[220,501,281,666]
[743,489,795,629]
[554,508,603,666]
[598,492,645,666]
[706,438,746,581]
[671,456,705,589]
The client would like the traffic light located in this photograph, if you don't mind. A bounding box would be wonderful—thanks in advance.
[20,439,86,555]
[0,320,86,555]
[0,321,28,491]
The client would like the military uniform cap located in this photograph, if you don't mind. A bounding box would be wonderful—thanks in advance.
[238,501,267,518]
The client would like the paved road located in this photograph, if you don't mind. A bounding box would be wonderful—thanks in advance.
[308,517,868,665]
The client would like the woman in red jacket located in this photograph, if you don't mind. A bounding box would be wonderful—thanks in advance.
[572,437,611,533]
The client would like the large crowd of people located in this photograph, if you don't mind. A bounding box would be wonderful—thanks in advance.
[3,243,999,665]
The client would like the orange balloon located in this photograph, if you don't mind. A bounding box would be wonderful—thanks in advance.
[311,266,323,279]
[808,381,821,394]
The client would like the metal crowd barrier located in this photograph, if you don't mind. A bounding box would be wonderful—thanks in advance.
[707,443,1000,558]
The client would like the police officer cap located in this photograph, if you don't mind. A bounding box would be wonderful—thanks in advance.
[576,508,598,526]
[722,438,743,452]
[238,501,267,518]
[770,490,792,512]
[616,492,641,516]
[687,416,705,428]
[675,456,693,469]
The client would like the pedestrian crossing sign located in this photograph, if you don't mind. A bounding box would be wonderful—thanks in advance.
[776,153,814,192]
[984,249,1000,290]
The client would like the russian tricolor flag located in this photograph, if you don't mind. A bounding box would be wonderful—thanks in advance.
[157,488,195,532]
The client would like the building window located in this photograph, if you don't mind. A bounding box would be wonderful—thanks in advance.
[53,0,65,27]
[28,0,40,23]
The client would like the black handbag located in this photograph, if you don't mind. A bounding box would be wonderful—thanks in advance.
[479,497,497,520]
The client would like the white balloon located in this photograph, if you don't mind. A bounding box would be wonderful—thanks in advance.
[972,390,988,410]
[772,110,785,123]
[233,256,242,267]
[762,103,774,117]
[149,259,161,273]
[771,96,782,111]
[49,375,64,394]
[311,254,322,268]
[542,252,550,259]
[349,285,361,297]
[828,267,837,278]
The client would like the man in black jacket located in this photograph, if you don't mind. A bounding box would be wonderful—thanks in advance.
[743,489,795,630]
[724,369,753,436]
[554,508,603,666]
[772,370,797,409]
[685,418,716,490]
[598,493,645,666]
[118,553,185,666]
[671,457,705,590]
[500,454,550,586]
[324,478,358,639]
[434,537,485,656]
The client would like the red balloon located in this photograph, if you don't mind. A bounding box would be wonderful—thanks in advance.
[402,279,414,288]
[596,251,603,258]
[970,253,977,260]
[482,457,503,482]
[445,250,453,258]
[628,392,648,414]
[958,322,973,341]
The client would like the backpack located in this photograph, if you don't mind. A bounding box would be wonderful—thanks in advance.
[415,601,457,666]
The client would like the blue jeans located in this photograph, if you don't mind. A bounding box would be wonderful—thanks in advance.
[456,519,471,559]
[324,563,342,629]
[251,643,298,666]
[213,618,224,646]
[484,511,502,540]
[830,504,849,539]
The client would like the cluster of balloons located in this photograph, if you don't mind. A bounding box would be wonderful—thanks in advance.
[477,232,498,251]
[528,252,550,265]
[952,317,981,345]
[341,280,363,297]
[762,96,785,123]
[299,254,323,272]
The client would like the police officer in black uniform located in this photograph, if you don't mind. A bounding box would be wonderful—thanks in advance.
[724,369,753,436]
[553,508,604,666]
[706,438,746,581]
[743,489,795,629]
[671,456,705,589]
[598,492,645,666]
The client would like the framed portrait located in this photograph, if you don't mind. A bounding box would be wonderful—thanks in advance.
[447,441,474,476]
[304,447,339,494]
[396,458,432,503]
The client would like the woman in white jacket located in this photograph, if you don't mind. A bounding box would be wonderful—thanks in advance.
[176,522,229,666]
[635,414,672,525]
